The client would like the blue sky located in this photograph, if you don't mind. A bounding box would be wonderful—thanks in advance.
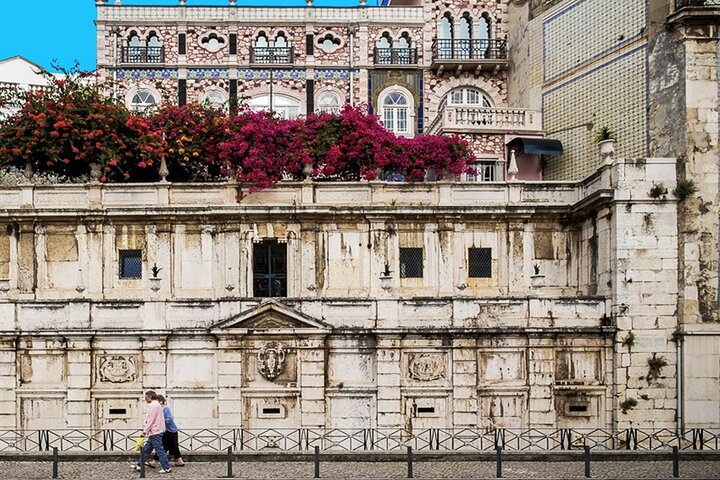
[0,0,375,72]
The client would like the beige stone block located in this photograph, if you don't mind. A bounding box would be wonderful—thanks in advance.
[301,400,325,414]
[302,362,325,376]
[217,399,242,414]
[218,362,241,376]
[67,376,91,389]
[301,374,325,387]
[0,401,15,415]
[377,389,401,401]
[301,413,325,426]
[453,412,478,426]
[68,363,90,377]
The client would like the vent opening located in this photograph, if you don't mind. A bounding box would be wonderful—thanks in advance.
[109,408,127,415]
[262,407,281,415]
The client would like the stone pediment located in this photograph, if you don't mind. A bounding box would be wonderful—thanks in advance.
[209,299,331,335]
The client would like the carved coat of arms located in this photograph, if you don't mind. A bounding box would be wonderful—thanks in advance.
[257,342,286,380]
[99,355,137,383]
[408,354,445,381]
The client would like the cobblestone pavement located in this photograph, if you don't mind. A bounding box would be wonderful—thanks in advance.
[0,460,718,480]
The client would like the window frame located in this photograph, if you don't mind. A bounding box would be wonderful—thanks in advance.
[468,247,492,279]
[399,247,424,279]
[252,240,288,298]
[119,249,143,280]
[378,85,415,137]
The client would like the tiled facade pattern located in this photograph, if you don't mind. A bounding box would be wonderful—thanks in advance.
[543,0,647,80]
[543,47,647,180]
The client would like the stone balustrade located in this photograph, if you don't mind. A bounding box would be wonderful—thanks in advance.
[426,106,543,135]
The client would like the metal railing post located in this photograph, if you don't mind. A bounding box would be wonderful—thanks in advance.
[407,446,414,478]
[51,447,58,479]
[314,445,320,478]
[584,445,591,478]
[495,447,502,478]
[672,446,679,478]
[227,446,233,478]
[139,451,145,478]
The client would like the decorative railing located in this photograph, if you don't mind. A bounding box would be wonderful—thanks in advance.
[427,106,542,135]
[250,47,295,64]
[120,46,165,65]
[676,0,720,8]
[373,48,419,65]
[432,39,507,61]
[0,428,717,453]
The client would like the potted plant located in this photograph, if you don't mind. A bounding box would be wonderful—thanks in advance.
[149,263,162,292]
[530,263,545,287]
[380,263,393,291]
[594,127,617,159]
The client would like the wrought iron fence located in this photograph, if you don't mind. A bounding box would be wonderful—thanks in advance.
[120,46,165,64]
[250,47,295,64]
[374,48,419,65]
[676,0,720,8]
[432,39,507,61]
[0,428,717,453]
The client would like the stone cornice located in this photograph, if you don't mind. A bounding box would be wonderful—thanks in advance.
[96,5,426,26]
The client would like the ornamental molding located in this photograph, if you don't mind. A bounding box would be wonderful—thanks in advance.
[98,355,138,383]
[257,342,287,381]
[408,353,445,382]
[97,6,425,25]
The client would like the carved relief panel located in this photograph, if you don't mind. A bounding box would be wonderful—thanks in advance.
[95,354,140,385]
[403,351,448,385]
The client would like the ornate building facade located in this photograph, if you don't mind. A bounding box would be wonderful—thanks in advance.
[0,0,716,446]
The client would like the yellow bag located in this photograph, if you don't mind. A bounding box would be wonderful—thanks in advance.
[135,435,145,451]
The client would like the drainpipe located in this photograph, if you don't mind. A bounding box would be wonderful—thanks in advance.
[111,26,119,99]
[348,25,356,106]
[677,332,683,431]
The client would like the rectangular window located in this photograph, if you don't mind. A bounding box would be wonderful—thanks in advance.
[383,109,394,132]
[466,161,497,182]
[468,247,492,278]
[397,109,408,133]
[229,33,237,55]
[119,250,142,279]
[253,240,287,297]
[399,248,423,278]
[178,33,186,55]
[306,34,314,56]
[178,79,187,106]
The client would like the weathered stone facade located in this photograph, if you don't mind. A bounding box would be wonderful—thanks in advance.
[0,156,685,432]
[509,0,720,428]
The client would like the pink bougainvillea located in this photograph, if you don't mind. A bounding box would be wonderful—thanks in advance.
[0,70,474,190]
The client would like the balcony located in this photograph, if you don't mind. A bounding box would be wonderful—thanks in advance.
[671,0,720,24]
[250,47,295,65]
[426,106,542,135]
[120,46,165,65]
[431,39,508,73]
[373,48,419,66]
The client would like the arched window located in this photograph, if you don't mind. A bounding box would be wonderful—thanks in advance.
[379,88,413,136]
[396,32,412,64]
[457,13,472,59]
[126,31,143,63]
[446,87,493,108]
[128,31,142,47]
[129,89,158,113]
[274,32,288,48]
[201,90,228,111]
[376,32,393,64]
[478,13,492,59]
[146,32,162,63]
[438,13,454,60]
[247,93,301,119]
[253,32,270,63]
[316,90,342,114]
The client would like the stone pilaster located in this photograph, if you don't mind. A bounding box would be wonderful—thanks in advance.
[299,338,326,427]
[527,338,555,427]
[217,338,242,428]
[66,337,92,429]
[376,336,402,428]
[142,337,168,391]
[0,339,16,428]
[451,338,477,428]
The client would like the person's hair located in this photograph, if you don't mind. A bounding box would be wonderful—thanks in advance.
[157,394,166,404]
[144,390,157,400]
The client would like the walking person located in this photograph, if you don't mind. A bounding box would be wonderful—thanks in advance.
[153,395,185,467]
[134,390,172,474]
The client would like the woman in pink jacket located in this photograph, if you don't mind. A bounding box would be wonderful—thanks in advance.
[133,390,172,474]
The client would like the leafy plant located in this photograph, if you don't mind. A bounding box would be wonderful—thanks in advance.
[649,183,668,199]
[670,327,683,344]
[646,354,668,383]
[620,398,637,414]
[151,263,162,278]
[533,264,541,275]
[594,126,616,144]
[621,332,635,348]
[672,179,698,201]
[381,263,392,277]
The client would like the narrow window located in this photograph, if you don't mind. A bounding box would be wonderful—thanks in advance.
[178,33,186,55]
[119,250,142,279]
[253,240,287,297]
[229,33,238,55]
[399,248,423,278]
[468,247,492,278]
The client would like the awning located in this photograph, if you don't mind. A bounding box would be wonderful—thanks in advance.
[507,137,564,156]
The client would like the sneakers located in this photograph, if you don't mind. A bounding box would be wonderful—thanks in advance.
[159,468,172,474]
[132,465,141,471]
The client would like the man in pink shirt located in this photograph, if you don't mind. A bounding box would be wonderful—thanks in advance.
[133,390,172,474]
